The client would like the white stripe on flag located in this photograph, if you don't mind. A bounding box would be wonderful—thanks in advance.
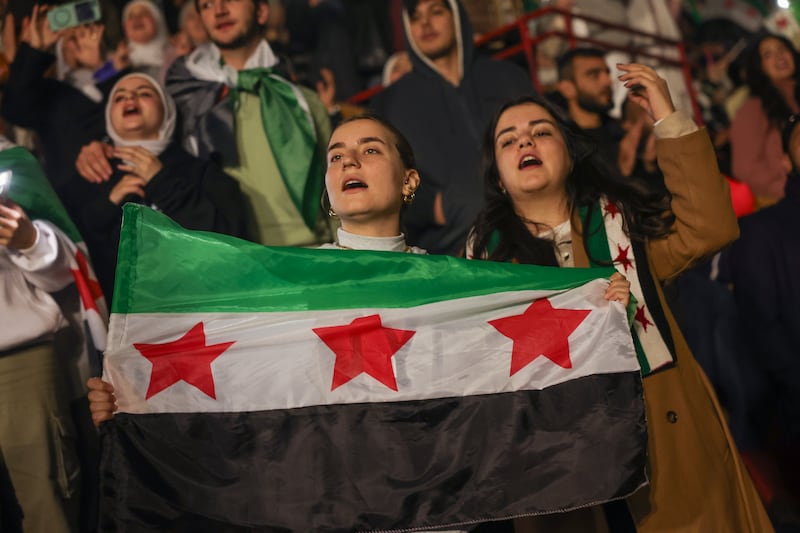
[106,280,638,414]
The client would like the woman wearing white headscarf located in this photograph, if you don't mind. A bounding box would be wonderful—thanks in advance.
[122,0,173,80]
[65,73,249,299]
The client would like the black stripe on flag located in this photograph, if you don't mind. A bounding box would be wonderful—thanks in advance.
[99,372,647,532]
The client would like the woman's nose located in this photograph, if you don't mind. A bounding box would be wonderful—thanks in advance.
[342,153,359,168]
[518,135,534,148]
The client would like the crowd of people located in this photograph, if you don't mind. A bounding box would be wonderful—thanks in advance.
[0,0,798,531]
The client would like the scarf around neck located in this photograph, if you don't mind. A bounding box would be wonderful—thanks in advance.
[184,41,323,231]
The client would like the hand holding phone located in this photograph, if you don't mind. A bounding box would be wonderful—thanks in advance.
[25,4,60,51]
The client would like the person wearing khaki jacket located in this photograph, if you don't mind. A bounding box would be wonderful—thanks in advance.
[468,64,772,532]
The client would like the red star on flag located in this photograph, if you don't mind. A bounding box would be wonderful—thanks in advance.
[134,322,235,400]
[777,16,789,29]
[313,314,415,392]
[614,244,634,273]
[71,249,103,313]
[489,299,590,376]
[604,202,620,219]
[634,305,654,332]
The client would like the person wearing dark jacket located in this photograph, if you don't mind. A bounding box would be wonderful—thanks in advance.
[371,0,533,255]
[64,73,248,300]
[0,7,128,195]
[728,113,800,445]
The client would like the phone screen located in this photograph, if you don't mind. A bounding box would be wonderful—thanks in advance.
[75,0,96,22]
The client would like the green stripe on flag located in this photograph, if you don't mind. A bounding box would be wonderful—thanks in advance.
[114,205,617,314]
[0,147,82,243]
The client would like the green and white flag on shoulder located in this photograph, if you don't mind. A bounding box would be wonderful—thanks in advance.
[101,204,647,532]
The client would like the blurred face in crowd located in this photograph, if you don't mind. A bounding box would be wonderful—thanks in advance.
[109,75,165,141]
[60,28,80,69]
[408,0,457,62]
[181,4,210,46]
[124,3,159,44]
[326,119,419,235]
[570,55,613,114]
[493,103,572,201]
[759,36,795,84]
[197,0,267,50]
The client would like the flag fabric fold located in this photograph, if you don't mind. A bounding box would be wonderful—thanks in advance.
[101,205,648,532]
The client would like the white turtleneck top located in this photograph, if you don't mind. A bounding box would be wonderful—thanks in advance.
[317,228,427,254]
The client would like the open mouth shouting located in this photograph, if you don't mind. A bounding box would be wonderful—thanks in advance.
[122,103,142,117]
[342,178,368,191]
[518,154,542,170]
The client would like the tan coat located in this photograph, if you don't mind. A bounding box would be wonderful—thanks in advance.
[517,129,772,532]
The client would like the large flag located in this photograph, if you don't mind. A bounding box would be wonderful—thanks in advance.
[1,145,108,369]
[100,205,647,531]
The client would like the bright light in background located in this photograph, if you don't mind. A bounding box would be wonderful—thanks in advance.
[778,0,790,9]
[0,170,11,196]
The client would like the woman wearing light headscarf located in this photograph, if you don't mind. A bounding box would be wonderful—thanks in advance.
[122,0,173,80]
[65,73,248,300]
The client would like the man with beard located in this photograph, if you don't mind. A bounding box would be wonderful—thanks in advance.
[555,47,650,177]
[77,0,332,246]
[371,0,533,256]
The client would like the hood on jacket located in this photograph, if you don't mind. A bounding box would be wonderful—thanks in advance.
[401,0,475,83]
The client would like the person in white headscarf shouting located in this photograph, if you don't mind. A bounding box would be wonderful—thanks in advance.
[122,0,173,80]
[63,73,249,300]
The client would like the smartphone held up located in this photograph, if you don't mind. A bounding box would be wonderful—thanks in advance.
[47,0,101,32]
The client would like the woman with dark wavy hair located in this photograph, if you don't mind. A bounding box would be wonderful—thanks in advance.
[468,64,772,533]
[731,32,800,206]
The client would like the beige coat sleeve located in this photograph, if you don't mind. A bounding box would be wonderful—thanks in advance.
[647,127,739,281]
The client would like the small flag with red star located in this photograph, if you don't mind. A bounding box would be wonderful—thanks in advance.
[100,205,647,532]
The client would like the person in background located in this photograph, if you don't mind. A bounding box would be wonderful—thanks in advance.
[371,0,533,256]
[724,113,800,519]
[1,179,83,533]
[76,0,333,248]
[172,0,208,56]
[122,0,172,80]
[0,5,129,196]
[731,32,799,207]
[64,73,248,300]
[554,47,656,180]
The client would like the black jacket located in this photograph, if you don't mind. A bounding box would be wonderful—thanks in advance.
[371,0,533,255]
[63,142,250,300]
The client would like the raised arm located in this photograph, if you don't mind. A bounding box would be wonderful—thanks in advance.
[617,63,738,281]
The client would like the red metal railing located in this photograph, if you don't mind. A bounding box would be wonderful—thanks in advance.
[349,6,702,123]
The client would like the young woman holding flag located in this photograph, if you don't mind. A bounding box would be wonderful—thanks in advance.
[88,113,630,423]
[468,64,772,532]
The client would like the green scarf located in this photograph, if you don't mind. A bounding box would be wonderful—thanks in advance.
[231,68,324,231]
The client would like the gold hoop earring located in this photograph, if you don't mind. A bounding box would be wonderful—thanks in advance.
[403,191,416,205]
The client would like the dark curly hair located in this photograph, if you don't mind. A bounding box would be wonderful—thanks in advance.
[744,32,800,129]
[469,95,674,265]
